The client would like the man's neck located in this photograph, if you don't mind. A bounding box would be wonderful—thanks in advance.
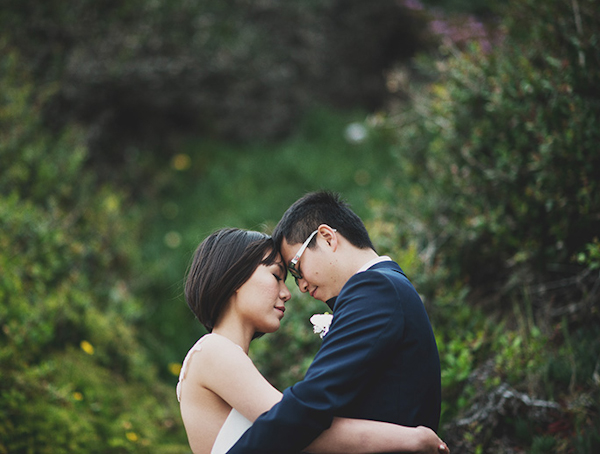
[348,248,380,276]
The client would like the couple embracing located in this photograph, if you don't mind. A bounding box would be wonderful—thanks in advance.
[177,191,448,454]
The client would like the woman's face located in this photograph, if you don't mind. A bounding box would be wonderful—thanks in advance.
[232,254,291,334]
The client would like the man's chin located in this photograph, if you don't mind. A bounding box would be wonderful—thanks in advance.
[312,289,329,303]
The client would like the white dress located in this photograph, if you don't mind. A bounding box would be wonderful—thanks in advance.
[177,334,253,454]
[210,408,252,454]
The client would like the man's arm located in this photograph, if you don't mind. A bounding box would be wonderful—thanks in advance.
[226,270,405,454]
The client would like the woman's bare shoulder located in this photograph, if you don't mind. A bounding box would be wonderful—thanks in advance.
[188,334,250,376]
[200,333,245,354]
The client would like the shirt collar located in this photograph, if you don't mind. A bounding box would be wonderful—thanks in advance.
[357,255,392,273]
[325,297,336,311]
[325,256,393,311]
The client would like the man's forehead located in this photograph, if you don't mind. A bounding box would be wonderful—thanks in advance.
[279,238,300,262]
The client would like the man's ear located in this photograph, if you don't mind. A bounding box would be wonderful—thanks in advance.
[317,224,338,251]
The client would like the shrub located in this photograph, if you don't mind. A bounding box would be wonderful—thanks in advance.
[0,48,187,453]
[370,0,600,449]
[382,0,600,303]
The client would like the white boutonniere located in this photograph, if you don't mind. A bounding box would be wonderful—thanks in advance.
[310,313,333,339]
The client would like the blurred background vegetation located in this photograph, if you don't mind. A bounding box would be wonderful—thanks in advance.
[1,0,598,452]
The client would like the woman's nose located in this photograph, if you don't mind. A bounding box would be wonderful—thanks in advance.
[281,283,292,302]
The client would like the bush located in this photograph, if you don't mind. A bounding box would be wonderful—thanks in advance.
[1,0,429,164]
[382,0,600,305]
[0,48,187,453]
[370,0,600,450]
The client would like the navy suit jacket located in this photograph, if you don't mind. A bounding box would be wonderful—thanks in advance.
[227,261,441,454]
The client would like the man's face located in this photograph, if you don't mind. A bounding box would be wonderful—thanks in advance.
[280,231,342,303]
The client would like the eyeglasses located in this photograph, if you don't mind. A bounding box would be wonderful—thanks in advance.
[288,230,318,282]
[288,229,335,283]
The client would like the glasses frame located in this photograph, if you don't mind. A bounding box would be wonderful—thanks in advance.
[288,228,336,283]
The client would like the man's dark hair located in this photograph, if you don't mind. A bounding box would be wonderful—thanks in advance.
[272,191,375,252]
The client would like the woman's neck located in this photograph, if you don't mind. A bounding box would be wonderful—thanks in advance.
[211,323,252,354]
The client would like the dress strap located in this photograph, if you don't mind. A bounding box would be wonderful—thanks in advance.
[176,334,211,402]
[176,333,245,402]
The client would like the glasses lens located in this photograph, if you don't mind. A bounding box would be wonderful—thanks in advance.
[287,229,318,284]
[288,264,301,280]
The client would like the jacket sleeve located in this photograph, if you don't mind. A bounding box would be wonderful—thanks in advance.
[226,270,405,454]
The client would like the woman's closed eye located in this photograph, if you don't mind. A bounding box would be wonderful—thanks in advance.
[272,263,287,282]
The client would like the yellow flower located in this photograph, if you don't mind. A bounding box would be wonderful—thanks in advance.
[168,362,182,376]
[73,392,83,401]
[164,231,182,249]
[126,432,139,442]
[80,340,94,355]
[171,154,191,171]
[103,194,120,213]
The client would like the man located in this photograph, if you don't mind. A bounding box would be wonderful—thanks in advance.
[227,191,442,453]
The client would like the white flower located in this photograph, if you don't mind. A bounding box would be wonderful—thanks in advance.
[344,123,368,144]
[310,313,333,339]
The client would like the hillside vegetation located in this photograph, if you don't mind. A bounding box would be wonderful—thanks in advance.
[1,0,598,452]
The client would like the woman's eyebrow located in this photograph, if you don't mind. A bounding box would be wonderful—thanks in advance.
[278,262,287,275]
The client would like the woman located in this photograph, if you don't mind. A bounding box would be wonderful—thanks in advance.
[177,228,449,454]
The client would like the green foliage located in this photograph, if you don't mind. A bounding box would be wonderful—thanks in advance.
[371,0,600,449]
[0,51,187,453]
[2,0,599,452]
[530,435,557,452]
[384,0,600,295]
[1,0,427,159]
[577,239,600,270]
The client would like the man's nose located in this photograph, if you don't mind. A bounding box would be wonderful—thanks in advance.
[296,278,309,293]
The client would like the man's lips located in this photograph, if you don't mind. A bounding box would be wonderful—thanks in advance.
[310,288,318,298]
[275,306,286,315]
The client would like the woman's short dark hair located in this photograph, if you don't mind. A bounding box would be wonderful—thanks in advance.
[185,228,279,333]
[272,190,375,251]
